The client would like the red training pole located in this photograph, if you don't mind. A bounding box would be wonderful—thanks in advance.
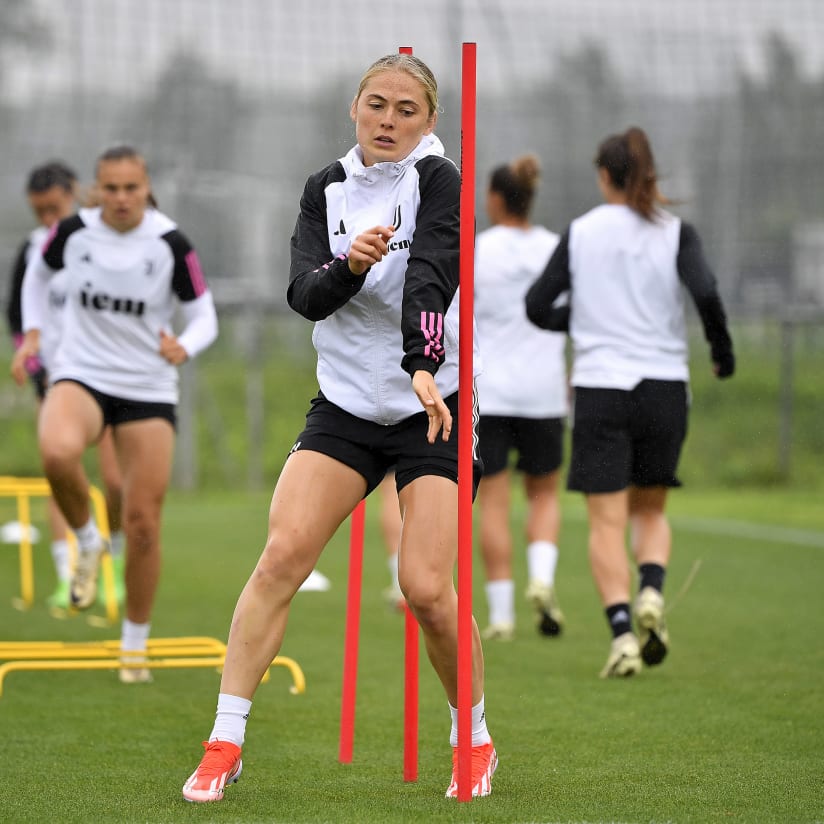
[399,41,420,786]
[338,499,366,763]
[457,41,477,803]
[403,603,419,781]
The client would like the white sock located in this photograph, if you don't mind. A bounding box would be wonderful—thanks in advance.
[110,530,125,558]
[50,540,71,582]
[74,518,100,553]
[121,618,150,660]
[527,541,559,586]
[387,552,400,589]
[449,697,491,747]
[210,693,252,747]
[485,579,514,625]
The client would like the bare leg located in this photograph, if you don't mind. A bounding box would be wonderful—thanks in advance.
[220,451,366,699]
[523,470,561,545]
[478,470,512,581]
[399,475,484,707]
[40,393,70,543]
[37,382,103,529]
[97,427,123,534]
[586,490,630,606]
[628,485,671,567]
[113,419,174,624]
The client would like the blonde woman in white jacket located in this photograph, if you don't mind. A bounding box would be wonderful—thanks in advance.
[182,53,497,804]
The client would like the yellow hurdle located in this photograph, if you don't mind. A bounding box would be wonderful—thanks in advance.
[0,636,306,698]
[0,476,117,622]
[0,482,307,698]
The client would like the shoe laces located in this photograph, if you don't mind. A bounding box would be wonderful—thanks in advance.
[197,740,240,776]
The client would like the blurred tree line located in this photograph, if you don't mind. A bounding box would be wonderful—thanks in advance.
[2,6,823,313]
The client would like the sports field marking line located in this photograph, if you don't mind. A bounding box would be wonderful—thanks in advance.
[669,516,824,548]
[561,505,824,548]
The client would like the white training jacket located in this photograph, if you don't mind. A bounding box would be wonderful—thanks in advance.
[474,224,567,418]
[22,207,218,404]
[288,134,481,425]
[525,203,735,389]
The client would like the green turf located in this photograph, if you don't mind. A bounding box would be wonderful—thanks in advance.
[3,318,824,495]
[1,487,822,823]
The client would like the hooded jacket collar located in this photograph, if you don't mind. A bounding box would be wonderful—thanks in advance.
[342,133,445,183]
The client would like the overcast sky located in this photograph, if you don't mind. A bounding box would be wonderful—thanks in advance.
[4,0,823,103]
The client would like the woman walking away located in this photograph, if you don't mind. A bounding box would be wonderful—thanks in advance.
[474,153,568,642]
[526,126,735,678]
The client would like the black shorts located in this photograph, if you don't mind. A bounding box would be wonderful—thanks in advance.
[567,380,688,494]
[290,391,483,498]
[479,415,564,477]
[53,379,177,430]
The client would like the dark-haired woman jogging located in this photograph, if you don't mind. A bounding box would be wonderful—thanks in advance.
[526,126,735,678]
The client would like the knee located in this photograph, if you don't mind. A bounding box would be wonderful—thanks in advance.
[103,476,124,503]
[39,439,81,478]
[250,532,313,594]
[404,580,454,634]
[123,508,160,554]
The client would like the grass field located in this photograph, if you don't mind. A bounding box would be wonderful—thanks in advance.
[1,485,822,824]
[1,317,822,822]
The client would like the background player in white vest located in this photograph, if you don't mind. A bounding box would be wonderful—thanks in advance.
[5,161,125,611]
[182,53,497,804]
[526,126,735,678]
[12,145,218,681]
[473,154,568,642]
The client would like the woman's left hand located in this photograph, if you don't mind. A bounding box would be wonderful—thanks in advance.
[159,330,189,365]
[412,370,452,443]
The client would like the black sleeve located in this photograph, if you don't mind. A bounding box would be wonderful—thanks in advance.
[42,214,84,271]
[162,229,209,302]
[400,156,461,376]
[677,222,735,378]
[6,239,29,336]
[287,163,366,321]
[525,229,572,331]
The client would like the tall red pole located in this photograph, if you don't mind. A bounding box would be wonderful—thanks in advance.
[399,41,420,785]
[457,41,477,803]
[403,603,419,781]
[338,499,365,763]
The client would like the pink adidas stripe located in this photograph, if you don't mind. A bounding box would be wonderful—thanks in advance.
[421,311,445,363]
[185,250,207,297]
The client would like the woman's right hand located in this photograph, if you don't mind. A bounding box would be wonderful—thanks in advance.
[10,330,41,386]
[412,370,452,444]
[347,225,395,276]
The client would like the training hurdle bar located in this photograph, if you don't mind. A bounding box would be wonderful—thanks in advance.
[0,476,118,622]
[0,636,306,698]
